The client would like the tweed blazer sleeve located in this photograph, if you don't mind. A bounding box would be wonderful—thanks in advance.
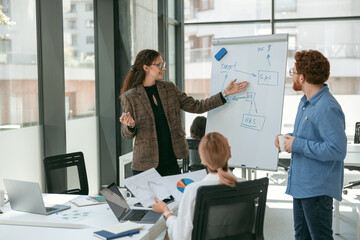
[120,93,137,139]
[171,82,224,113]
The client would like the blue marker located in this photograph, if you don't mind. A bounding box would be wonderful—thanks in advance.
[241,164,246,167]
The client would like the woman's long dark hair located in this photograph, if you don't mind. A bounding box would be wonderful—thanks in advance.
[120,49,161,96]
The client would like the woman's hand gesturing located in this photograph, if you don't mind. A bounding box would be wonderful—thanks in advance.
[224,79,249,96]
[120,112,135,128]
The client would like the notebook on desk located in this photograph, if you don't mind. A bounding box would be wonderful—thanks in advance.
[100,183,161,224]
[3,179,70,215]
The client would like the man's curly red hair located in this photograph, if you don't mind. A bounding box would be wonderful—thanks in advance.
[294,50,330,85]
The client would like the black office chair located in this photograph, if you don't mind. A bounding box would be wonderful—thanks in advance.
[278,158,290,171]
[192,177,269,240]
[182,139,205,173]
[343,165,360,194]
[43,151,89,195]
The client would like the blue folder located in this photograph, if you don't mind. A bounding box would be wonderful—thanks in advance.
[93,229,140,240]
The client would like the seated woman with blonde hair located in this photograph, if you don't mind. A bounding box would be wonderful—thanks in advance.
[152,132,245,240]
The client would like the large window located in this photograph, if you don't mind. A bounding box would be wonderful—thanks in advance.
[63,1,95,120]
[63,0,99,194]
[184,0,360,140]
[185,0,270,22]
[0,0,39,130]
[0,0,43,190]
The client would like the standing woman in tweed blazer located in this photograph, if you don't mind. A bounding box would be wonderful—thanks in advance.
[119,49,248,176]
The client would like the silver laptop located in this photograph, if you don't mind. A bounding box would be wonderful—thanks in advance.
[100,183,161,224]
[3,179,71,215]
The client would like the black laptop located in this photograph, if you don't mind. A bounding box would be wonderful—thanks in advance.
[100,183,161,224]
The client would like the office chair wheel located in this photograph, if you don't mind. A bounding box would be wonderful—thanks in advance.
[343,189,348,195]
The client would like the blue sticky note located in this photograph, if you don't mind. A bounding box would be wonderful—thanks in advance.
[214,48,227,61]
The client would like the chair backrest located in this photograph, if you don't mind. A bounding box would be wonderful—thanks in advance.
[192,177,269,240]
[183,139,205,172]
[43,152,89,195]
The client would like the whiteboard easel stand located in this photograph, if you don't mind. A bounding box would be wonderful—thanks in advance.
[207,34,288,174]
[241,168,257,180]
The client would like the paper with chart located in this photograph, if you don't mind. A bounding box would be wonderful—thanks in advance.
[161,169,207,201]
[123,168,172,207]
[207,34,288,171]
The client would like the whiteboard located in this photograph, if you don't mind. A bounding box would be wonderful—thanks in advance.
[206,34,288,171]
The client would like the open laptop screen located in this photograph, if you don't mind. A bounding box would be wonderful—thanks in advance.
[100,183,130,221]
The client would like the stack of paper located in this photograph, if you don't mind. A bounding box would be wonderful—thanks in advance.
[123,168,172,207]
[94,221,144,240]
[124,168,207,206]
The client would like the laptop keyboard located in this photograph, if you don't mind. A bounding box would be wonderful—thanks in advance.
[45,207,57,212]
[124,209,148,221]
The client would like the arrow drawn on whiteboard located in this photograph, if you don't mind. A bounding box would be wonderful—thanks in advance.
[249,101,258,114]
[234,69,257,77]
[266,54,271,66]
[233,96,246,101]
[253,100,258,113]
[221,74,228,91]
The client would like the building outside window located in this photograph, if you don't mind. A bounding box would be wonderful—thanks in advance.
[85,3,93,12]
[0,0,39,130]
[86,35,94,44]
[63,0,95,120]
[70,3,76,13]
[85,19,94,28]
[68,20,77,29]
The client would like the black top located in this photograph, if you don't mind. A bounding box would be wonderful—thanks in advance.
[144,85,180,176]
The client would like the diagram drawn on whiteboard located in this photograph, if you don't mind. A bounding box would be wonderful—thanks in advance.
[218,43,281,132]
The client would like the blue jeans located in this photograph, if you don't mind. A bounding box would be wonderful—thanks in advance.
[293,196,333,240]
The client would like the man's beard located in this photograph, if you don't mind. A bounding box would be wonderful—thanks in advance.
[292,77,302,91]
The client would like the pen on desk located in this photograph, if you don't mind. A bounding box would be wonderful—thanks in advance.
[109,229,140,239]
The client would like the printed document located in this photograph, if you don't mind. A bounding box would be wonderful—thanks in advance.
[123,168,171,207]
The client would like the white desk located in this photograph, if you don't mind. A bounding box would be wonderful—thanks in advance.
[0,194,177,240]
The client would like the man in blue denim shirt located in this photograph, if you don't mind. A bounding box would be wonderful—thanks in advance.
[275,50,347,240]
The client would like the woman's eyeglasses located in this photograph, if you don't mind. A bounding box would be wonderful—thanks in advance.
[150,62,166,70]
[289,68,299,76]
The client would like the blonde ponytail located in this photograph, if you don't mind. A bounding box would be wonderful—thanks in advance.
[217,167,237,187]
[199,132,237,187]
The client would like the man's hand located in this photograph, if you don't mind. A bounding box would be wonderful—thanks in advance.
[284,135,295,153]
